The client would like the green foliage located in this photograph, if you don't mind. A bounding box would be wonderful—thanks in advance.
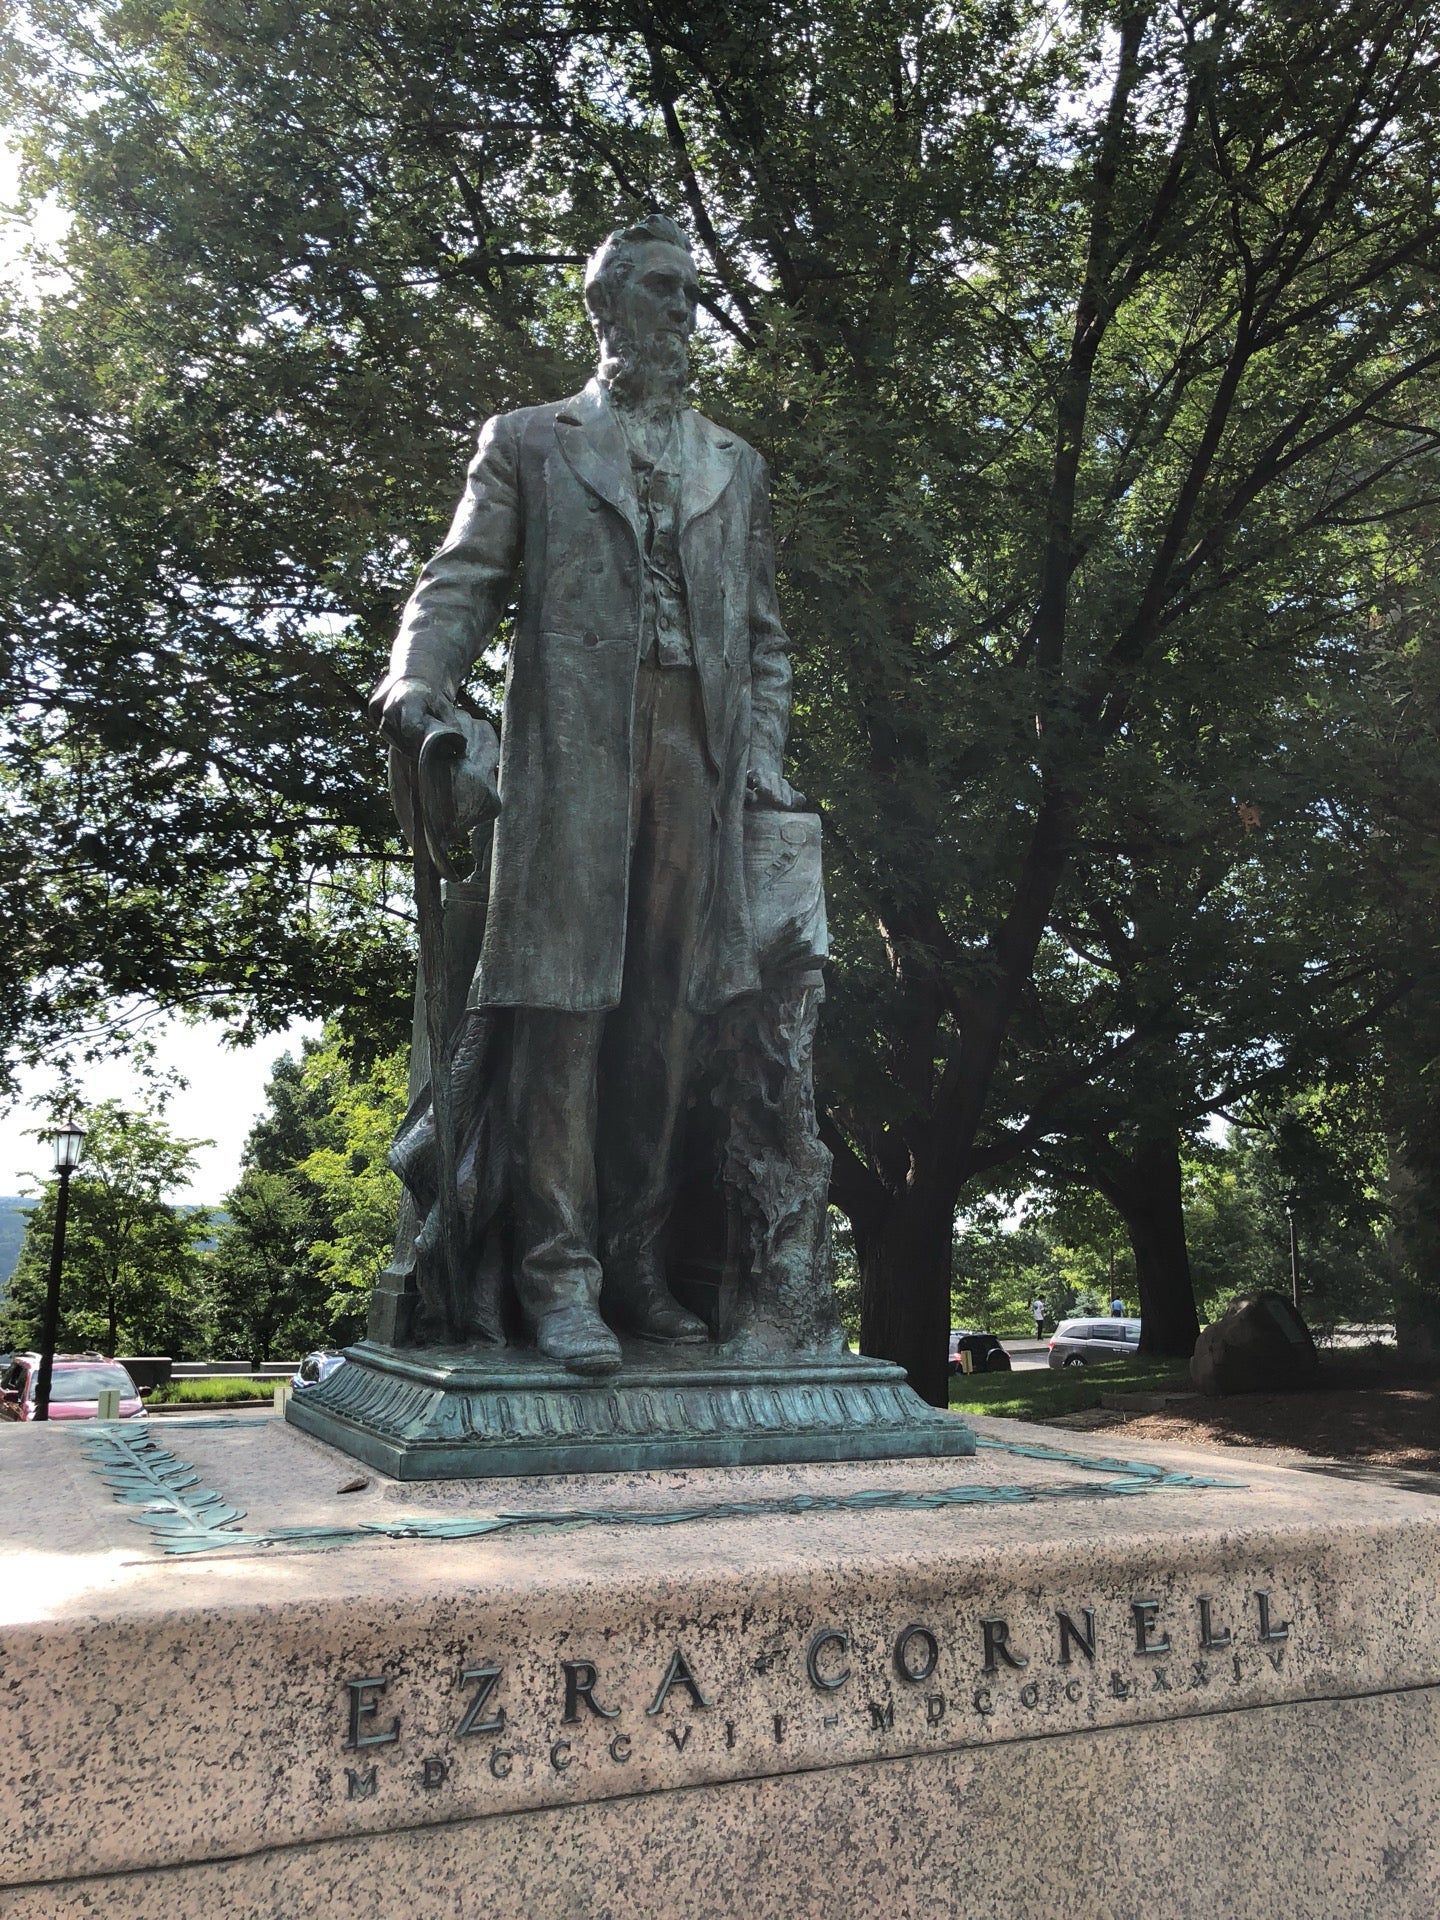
[0,1099,212,1354]
[148,1377,279,1402]
[829,1210,860,1342]
[0,1197,30,1287]
[958,1113,1396,1348]
[952,1210,1056,1335]
[1187,1106,1393,1332]
[209,1166,333,1362]
[299,1042,408,1333]
[207,1024,405,1356]
[953,1187,1133,1336]
[4,0,1440,1388]
[1183,1157,1271,1314]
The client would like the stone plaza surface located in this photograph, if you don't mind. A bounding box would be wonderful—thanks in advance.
[2,1408,1438,1917]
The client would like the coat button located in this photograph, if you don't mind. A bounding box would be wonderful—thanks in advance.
[583,629,600,647]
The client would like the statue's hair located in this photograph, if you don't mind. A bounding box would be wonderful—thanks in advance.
[583,213,694,323]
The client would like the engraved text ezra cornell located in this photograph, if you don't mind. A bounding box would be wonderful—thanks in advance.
[336,1588,1292,1799]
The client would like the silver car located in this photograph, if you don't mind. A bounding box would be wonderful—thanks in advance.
[292,1351,346,1391]
[1047,1317,1142,1367]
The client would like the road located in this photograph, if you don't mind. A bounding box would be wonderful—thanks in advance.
[1006,1340,1050,1371]
[962,1338,1049,1373]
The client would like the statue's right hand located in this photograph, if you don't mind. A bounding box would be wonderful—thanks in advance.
[369,676,461,755]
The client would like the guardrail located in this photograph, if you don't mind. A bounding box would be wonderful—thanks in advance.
[168,1361,299,1379]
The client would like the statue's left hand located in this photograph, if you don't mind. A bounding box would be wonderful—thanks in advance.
[746,766,806,811]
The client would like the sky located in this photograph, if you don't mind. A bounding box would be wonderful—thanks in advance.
[0,139,68,284]
[0,1018,322,1203]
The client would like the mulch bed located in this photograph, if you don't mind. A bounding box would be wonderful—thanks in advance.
[1092,1349,1440,1473]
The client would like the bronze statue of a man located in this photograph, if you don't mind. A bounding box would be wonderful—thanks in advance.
[371,213,803,1378]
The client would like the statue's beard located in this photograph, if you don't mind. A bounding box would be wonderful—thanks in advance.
[598,324,690,412]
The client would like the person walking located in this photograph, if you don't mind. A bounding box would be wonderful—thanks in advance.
[1031,1296,1046,1339]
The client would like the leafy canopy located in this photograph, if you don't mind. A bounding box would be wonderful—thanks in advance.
[5,1,1440,1387]
[0,1097,212,1354]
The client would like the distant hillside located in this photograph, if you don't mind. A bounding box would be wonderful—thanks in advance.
[0,1197,223,1291]
[191,1207,228,1252]
[0,1196,34,1289]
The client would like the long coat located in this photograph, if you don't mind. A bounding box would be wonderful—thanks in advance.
[376,379,794,1014]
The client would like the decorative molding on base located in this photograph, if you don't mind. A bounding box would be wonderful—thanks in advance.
[285,1340,976,1480]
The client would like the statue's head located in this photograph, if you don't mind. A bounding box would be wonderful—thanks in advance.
[584,212,699,406]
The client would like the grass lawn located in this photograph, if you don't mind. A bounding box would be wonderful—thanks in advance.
[148,1376,283,1403]
[948,1356,1191,1421]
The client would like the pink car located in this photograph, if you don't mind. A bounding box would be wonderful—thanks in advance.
[0,1354,146,1421]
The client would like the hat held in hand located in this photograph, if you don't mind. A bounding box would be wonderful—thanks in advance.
[390,710,501,881]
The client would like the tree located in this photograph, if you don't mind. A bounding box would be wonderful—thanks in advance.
[807,0,1440,1394]
[0,1099,212,1354]
[960,1118,1395,1344]
[950,1203,1098,1339]
[1010,738,1405,1354]
[209,1168,329,1363]
[1194,1100,1393,1332]
[1345,559,1440,1352]
[297,1039,407,1336]
[209,1025,404,1355]
[7,1,1440,1401]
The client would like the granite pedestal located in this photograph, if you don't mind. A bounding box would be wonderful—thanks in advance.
[3,1409,1439,1917]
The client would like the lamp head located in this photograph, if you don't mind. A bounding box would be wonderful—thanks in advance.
[51,1117,86,1174]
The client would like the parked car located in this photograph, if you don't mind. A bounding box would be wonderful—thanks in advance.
[0,1353,147,1420]
[948,1330,1013,1375]
[1047,1318,1143,1367]
[292,1352,347,1391]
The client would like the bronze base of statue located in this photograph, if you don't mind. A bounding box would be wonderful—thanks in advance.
[285,1338,975,1481]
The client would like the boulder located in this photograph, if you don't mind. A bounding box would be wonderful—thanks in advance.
[1190,1290,1320,1397]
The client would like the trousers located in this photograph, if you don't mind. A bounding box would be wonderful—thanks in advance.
[508,663,713,1325]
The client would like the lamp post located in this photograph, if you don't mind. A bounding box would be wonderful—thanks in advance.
[33,1117,87,1423]
[1282,1187,1301,1311]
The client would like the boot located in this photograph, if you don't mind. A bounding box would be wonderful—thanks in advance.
[533,1300,623,1375]
[603,1252,709,1345]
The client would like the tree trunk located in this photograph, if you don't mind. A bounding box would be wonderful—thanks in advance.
[1094,1134,1200,1358]
[854,1190,954,1409]
[106,1294,118,1357]
[1385,1130,1440,1357]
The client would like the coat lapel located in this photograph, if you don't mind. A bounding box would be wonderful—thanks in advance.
[555,384,739,535]
[678,410,740,532]
[553,381,640,539]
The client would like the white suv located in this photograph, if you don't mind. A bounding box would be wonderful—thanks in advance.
[1047,1318,1143,1367]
